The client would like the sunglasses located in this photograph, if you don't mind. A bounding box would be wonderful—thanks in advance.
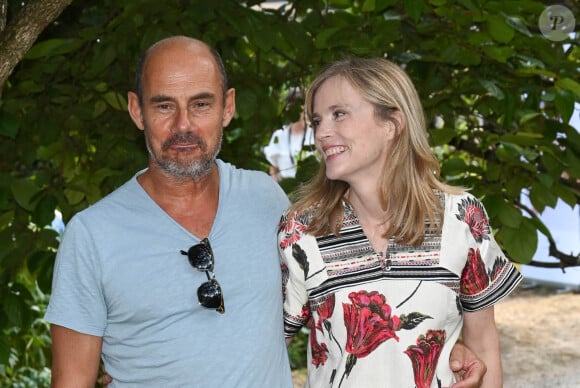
[180,238,225,314]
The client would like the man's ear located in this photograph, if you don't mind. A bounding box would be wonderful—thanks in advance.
[222,88,236,127]
[127,91,145,130]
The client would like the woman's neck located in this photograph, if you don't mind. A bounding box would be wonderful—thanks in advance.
[347,186,390,253]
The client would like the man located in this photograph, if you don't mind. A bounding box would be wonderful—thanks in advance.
[46,36,485,387]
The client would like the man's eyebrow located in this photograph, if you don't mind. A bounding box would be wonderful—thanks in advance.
[148,92,216,104]
[190,92,216,100]
[149,95,174,104]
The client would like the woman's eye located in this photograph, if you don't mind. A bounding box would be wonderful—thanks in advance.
[332,110,345,119]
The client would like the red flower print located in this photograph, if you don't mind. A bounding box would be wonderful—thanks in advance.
[299,303,311,322]
[315,295,342,355]
[339,290,401,387]
[461,248,490,295]
[281,262,289,302]
[404,329,446,388]
[308,318,329,368]
[456,197,490,242]
[344,290,401,357]
[315,294,335,331]
[489,256,507,281]
[278,213,308,249]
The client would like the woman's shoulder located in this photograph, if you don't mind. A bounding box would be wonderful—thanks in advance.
[280,206,316,228]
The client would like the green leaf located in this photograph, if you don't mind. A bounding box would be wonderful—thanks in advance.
[328,0,353,8]
[314,27,341,49]
[3,292,24,327]
[33,194,58,228]
[555,78,580,99]
[429,128,456,146]
[496,219,538,264]
[529,183,557,213]
[103,91,128,111]
[64,189,85,205]
[404,0,428,23]
[537,173,554,188]
[24,38,83,60]
[554,89,575,123]
[441,157,467,175]
[487,14,514,43]
[483,45,514,63]
[479,79,505,100]
[502,14,532,37]
[0,330,9,364]
[93,99,108,118]
[440,43,481,65]
[11,179,41,212]
[0,111,19,138]
[362,0,377,12]
[481,195,504,218]
[498,202,523,228]
[236,90,258,120]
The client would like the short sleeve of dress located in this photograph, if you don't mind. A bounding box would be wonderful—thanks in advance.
[277,211,312,339]
[452,193,523,312]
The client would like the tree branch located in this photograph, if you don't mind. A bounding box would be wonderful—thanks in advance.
[0,0,7,33]
[0,0,73,96]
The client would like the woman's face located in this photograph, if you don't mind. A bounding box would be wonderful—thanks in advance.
[311,76,397,186]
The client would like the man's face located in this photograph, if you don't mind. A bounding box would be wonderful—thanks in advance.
[128,41,235,180]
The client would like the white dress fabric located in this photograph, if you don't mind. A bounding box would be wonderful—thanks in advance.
[278,191,522,388]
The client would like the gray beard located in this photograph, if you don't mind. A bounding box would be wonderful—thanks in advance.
[145,130,222,180]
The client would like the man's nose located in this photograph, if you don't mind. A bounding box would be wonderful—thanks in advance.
[174,107,193,132]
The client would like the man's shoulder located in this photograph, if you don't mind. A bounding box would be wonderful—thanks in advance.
[217,160,289,205]
[72,175,139,220]
[218,159,274,186]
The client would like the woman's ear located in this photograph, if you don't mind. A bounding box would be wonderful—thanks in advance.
[391,110,405,134]
[385,110,405,139]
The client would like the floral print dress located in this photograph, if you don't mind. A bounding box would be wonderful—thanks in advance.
[278,192,522,388]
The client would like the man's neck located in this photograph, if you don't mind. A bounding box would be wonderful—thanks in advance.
[137,162,220,237]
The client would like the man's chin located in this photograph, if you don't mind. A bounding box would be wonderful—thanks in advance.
[159,160,214,180]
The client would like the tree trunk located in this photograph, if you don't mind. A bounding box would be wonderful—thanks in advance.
[0,0,73,96]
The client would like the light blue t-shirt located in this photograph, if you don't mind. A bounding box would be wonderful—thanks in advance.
[45,160,293,387]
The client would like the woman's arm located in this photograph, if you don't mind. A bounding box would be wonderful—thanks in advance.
[462,306,502,388]
[449,340,487,388]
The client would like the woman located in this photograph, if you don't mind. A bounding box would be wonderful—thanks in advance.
[278,57,522,388]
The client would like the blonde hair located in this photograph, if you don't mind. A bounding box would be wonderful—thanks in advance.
[290,57,463,246]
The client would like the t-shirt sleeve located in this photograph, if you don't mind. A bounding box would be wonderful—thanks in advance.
[44,215,107,336]
[454,193,523,312]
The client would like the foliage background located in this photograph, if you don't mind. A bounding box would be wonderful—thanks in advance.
[0,0,578,385]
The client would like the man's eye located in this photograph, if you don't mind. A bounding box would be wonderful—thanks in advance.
[193,101,210,109]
